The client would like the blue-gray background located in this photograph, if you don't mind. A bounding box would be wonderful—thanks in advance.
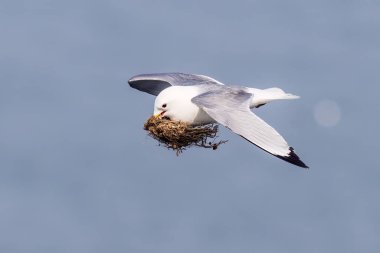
[1,1,379,252]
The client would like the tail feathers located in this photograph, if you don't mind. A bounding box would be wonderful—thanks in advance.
[249,87,300,108]
[264,88,300,100]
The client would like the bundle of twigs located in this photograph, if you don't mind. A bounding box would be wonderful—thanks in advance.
[143,116,227,155]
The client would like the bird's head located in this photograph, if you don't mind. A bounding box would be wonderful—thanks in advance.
[153,86,202,124]
[153,87,182,121]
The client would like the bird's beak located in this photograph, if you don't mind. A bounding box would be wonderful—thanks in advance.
[154,111,166,118]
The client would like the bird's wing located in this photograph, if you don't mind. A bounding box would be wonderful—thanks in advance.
[128,73,223,96]
[191,89,308,168]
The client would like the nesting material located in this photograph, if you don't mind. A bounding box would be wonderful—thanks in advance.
[144,116,227,155]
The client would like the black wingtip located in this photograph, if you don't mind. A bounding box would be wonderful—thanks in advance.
[276,147,309,169]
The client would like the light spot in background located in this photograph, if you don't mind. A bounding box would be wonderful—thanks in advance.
[314,100,341,127]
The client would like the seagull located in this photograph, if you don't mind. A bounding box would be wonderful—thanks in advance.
[128,73,308,168]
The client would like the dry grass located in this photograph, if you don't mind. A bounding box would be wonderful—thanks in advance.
[143,116,227,155]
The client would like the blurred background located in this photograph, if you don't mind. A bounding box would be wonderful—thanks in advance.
[1,0,379,252]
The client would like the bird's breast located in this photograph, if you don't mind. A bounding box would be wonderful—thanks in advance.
[163,86,215,125]
[192,108,215,125]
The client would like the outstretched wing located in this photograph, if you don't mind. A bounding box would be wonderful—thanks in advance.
[128,73,223,96]
[191,89,308,168]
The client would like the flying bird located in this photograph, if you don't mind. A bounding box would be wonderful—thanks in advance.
[128,73,308,168]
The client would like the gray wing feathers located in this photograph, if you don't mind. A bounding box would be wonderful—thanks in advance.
[128,73,223,96]
[191,90,290,157]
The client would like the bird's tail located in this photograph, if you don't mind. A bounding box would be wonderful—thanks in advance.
[248,87,300,108]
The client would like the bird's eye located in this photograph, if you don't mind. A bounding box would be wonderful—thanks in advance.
[162,103,167,108]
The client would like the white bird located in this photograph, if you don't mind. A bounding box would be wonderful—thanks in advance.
[129,73,308,168]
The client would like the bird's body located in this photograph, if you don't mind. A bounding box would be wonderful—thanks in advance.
[129,73,308,168]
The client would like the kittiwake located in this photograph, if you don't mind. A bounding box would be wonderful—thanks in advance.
[128,73,308,168]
